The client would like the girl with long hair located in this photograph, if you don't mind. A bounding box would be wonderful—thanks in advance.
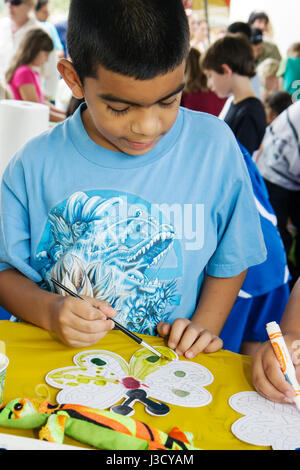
[181,47,226,116]
[6,28,65,122]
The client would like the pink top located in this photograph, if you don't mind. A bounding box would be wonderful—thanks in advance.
[9,65,43,103]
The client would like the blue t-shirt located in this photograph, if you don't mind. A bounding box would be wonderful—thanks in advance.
[0,105,266,335]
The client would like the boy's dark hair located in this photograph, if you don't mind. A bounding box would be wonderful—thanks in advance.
[250,28,263,45]
[265,91,293,116]
[201,33,255,78]
[35,0,48,10]
[67,0,190,84]
[248,10,269,26]
[227,22,251,40]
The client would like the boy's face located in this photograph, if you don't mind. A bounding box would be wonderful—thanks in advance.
[205,69,232,98]
[79,63,186,156]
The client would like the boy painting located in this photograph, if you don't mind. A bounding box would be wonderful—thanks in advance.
[0,0,266,356]
[202,33,267,155]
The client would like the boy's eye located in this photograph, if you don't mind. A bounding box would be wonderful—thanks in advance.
[107,105,130,116]
[159,98,177,107]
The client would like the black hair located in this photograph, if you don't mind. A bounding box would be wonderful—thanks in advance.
[248,11,269,26]
[227,22,251,40]
[35,0,48,11]
[67,0,190,84]
[265,91,293,116]
[250,28,263,45]
[202,33,255,78]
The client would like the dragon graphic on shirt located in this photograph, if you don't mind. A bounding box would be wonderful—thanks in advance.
[35,191,180,334]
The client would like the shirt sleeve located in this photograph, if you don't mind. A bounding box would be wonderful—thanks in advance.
[50,24,64,51]
[12,66,36,88]
[206,135,267,278]
[277,58,287,77]
[0,154,42,283]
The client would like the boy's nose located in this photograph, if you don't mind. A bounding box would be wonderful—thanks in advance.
[130,109,159,137]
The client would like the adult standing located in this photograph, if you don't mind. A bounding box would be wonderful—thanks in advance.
[248,11,281,65]
[0,0,59,101]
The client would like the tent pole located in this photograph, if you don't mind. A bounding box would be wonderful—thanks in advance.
[203,0,211,44]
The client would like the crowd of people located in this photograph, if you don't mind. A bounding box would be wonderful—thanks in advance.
[183,9,300,295]
[0,0,299,406]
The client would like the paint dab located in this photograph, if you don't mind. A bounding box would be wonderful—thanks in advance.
[174,370,186,377]
[91,358,107,366]
[172,389,190,397]
[146,355,160,363]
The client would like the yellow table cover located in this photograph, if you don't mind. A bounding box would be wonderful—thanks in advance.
[0,320,268,450]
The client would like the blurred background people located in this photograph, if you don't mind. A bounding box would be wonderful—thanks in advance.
[203,33,266,155]
[263,90,292,124]
[248,10,281,65]
[34,0,64,59]
[181,47,226,116]
[0,0,59,102]
[5,28,65,121]
[256,58,280,100]
[257,100,300,287]
[189,13,209,53]
[277,42,300,99]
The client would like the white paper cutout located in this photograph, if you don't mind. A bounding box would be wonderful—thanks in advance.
[45,347,214,416]
[229,391,300,450]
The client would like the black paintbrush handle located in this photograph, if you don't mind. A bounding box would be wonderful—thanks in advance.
[51,278,142,345]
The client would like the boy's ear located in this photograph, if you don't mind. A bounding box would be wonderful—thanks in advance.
[57,59,84,99]
[221,64,233,76]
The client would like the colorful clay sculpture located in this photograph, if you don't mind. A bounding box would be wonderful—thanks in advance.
[0,398,200,450]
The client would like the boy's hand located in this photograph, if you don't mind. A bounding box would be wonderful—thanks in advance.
[52,295,117,348]
[157,319,223,359]
[252,334,300,404]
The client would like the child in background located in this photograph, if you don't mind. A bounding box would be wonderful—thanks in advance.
[277,42,300,99]
[0,0,267,355]
[34,0,65,59]
[263,90,292,125]
[181,47,226,116]
[202,33,267,155]
[6,28,65,122]
[252,277,300,404]
[256,58,280,100]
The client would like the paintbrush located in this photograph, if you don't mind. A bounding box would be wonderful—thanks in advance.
[51,278,171,360]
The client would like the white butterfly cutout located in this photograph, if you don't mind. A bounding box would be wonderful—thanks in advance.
[45,346,214,417]
[229,391,300,450]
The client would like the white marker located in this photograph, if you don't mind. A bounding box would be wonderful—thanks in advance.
[266,321,300,410]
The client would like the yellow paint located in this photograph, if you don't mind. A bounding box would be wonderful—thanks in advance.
[130,347,177,381]
[0,341,6,355]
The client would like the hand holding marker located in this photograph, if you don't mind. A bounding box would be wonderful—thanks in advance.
[266,321,300,410]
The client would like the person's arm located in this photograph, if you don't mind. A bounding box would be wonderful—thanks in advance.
[18,83,40,102]
[18,84,65,122]
[157,270,247,358]
[252,278,300,403]
[0,269,116,348]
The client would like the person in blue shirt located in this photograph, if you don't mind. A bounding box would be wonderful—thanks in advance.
[34,0,64,59]
[0,0,266,356]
